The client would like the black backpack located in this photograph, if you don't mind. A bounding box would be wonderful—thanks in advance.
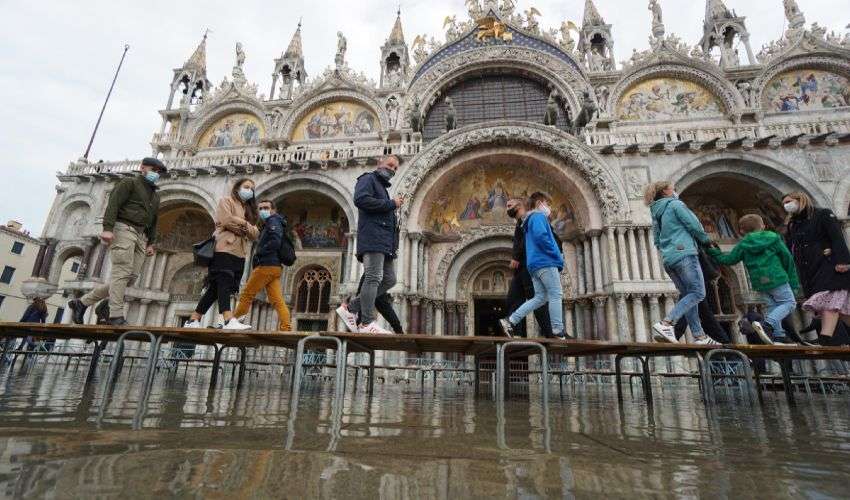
[279,232,297,267]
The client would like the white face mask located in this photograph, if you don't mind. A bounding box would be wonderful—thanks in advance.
[783,201,799,214]
[539,203,552,218]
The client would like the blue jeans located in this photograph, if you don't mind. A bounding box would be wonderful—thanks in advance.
[664,255,706,337]
[762,283,796,339]
[509,267,564,335]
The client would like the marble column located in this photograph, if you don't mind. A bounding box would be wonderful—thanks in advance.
[615,294,630,342]
[409,299,421,334]
[31,243,48,278]
[648,232,663,280]
[457,304,468,336]
[590,231,603,293]
[409,234,420,293]
[345,233,356,282]
[141,254,158,289]
[38,239,59,279]
[92,244,108,279]
[153,252,171,290]
[564,301,575,338]
[136,300,150,325]
[435,304,444,336]
[605,227,620,282]
[605,296,617,341]
[582,237,594,295]
[631,294,648,343]
[616,227,631,281]
[637,228,652,282]
[627,228,642,281]
[573,301,586,339]
[397,230,408,288]
[592,296,607,340]
[157,301,169,327]
[77,238,99,280]
[647,294,662,325]
[564,239,579,296]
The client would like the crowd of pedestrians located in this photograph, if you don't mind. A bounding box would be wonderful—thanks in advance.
[43,158,850,348]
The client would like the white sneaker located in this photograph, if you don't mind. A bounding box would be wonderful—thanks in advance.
[751,322,775,345]
[183,320,202,329]
[358,322,391,334]
[652,322,678,344]
[223,318,252,331]
[693,336,720,346]
[335,305,358,332]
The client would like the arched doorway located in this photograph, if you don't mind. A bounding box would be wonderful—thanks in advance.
[470,262,512,337]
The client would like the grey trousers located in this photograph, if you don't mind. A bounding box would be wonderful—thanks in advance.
[349,252,397,325]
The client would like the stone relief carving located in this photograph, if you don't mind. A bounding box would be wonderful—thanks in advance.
[623,167,650,200]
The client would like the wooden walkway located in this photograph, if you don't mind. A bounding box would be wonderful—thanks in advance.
[1,322,849,413]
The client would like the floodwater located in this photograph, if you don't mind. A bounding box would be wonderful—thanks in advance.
[0,360,848,499]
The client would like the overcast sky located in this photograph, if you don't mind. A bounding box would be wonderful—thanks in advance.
[0,0,845,235]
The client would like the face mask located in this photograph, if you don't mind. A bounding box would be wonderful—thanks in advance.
[783,201,799,214]
[259,209,272,221]
[377,168,395,180]
[238,188,254,201]
[506,207,519,219]
[539,203,552,218]
[144,171,160,184]
[672,191,680,199]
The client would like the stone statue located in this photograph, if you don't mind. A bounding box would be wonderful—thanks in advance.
[595,85,609,113]
[499,0,516,17]
[559,21,577,52]
[335,32,347,67]
[444,97,457,132]
[443,15,460,41]
[412,35,428,65]
[232,42,247,83]
[571,91,597,135]
[410,96,423,133]
[783,0,806,30]
[649,0,662,25]
[386,96,400,128]
[543,92,559,126]
[466,0,482,18]
[524,7,542,32]
[588,49,605,71]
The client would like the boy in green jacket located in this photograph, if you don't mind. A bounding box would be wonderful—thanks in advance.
[707,214,799,345]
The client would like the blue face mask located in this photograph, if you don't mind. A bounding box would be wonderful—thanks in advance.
[259,209,272,221]
[238,188,254,201]
[144,171,160,184]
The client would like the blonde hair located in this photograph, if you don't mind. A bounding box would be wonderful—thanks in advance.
[643,181,672,206]
[738,214,765,234]
[782,191,815,219]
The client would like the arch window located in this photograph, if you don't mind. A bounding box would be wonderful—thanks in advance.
[294,267,332,314]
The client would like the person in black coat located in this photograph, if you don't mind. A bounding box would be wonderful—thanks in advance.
[504,199,555,338]
[340,156,403,334]
[673,260,731,344]
[783,192,850,346]
[16,298,48,352]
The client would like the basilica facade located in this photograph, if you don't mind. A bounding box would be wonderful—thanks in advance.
[28,0,850,344]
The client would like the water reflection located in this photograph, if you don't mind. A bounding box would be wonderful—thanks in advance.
[0,364,848,498]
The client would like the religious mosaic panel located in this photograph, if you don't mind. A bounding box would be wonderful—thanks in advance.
[156,208,215,253]
[424,165,578,238]
[198,113,264,148]
[616,78,722,121]
[292,101,378,141]
[278,193,349,249]
[682,180,787,242]
[762,70,850,113]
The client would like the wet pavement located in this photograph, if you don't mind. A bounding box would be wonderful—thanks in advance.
[0,362,848,499]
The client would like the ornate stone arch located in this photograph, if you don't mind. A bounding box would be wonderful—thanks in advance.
[832,172,850,216]
[395,121,629,226]
[607,61,742,120]
[157,181,218,216]
[402,45,593,128]
[278,89,390,141]
[670,151,831,208]
[48,243,86,285]
[49,195,95,239]
[752,54,850,113]
[253,171,357,226]
[440,233,514,301]
[185,97,270,149]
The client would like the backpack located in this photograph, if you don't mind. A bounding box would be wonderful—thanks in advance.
[279,232,297,267]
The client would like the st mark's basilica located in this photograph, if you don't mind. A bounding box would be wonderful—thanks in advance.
[26,0,850,351]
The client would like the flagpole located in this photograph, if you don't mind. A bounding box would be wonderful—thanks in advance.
[83,44,130,162]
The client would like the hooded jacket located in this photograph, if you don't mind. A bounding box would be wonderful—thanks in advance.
[523,210,564,274]
[354,170,399,258]
[707,230,800,292]
[650,197,712,267]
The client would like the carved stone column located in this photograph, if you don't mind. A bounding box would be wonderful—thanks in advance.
[606,227,620,282]
[592,296,608,340]
[77,237,99,280]
[409,299,421,334]
[92,243,108,279]
[647,294,662,325]
[397,230,408,288]
[605,295,617,341]
[136,299,151,325]
[564,300,575,338]
[457,303,468,336]
[648,231,663,280]
[637,228,652,281]
[445,302,456,336]
[346,233,358,283]
[631,294,648,343]
[157,301,169,327]
[615,294,630,342]
[582,236,594,294]
[434,303,444,336]
[31,243,48,278]
[615,227,630,281]
[627,228,642,280]
[141,254,158,289]
[153,252,171,290]
[589,231,603,293]
[409,234,420,294]
[38,239,59,280]
[574,238,586,295]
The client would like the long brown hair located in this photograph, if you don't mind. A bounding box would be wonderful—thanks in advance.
[782,191,815,222]
[231,178,258,225]
[32,297,47,314]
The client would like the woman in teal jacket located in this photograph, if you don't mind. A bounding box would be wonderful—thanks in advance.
[645,181,716,345]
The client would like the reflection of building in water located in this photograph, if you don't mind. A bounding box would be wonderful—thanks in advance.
[26,1,850,353]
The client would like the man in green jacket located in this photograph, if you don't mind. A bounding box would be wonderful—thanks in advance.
[68,158,166,326]
[707,214,800,345]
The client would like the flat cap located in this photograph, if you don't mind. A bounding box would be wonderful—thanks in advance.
[141,157,167,172]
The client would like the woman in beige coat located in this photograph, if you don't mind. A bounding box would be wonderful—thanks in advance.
[186,178,259,330]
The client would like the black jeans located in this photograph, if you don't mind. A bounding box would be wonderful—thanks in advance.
[354,274,403,334]
[506,267,553,338]
[674,300,730,343]
[195,252,246,315]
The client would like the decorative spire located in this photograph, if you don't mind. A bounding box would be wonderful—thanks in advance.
[388,9,405,45]
[705,0,732,22]
[184,31,208,72]
[583,0,605,26]
[284,20,303,59]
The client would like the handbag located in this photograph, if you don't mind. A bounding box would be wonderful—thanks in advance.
[193,236,216,267]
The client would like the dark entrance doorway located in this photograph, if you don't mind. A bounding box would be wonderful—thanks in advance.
[474,299,506,337]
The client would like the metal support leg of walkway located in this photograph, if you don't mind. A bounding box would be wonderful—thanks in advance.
[495,341,551,452]
[703,349,759,405]
[97,331,163,430]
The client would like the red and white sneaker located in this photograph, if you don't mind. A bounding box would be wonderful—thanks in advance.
[335,304,358,332]
[358,322,391,335]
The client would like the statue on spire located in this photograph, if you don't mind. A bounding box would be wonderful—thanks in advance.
[783,0,806,31]
[649,0,665,38]
[335,32,348,68]
[232,42,247,85]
